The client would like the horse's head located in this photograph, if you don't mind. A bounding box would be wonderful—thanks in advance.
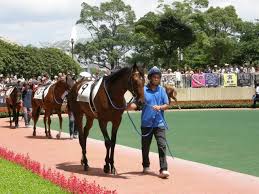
[56,75,75,92]
[65,74,75,90]
[128,63,145,106]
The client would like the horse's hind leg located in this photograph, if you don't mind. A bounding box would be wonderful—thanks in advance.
[56,109,62,139]
[81,116,93,171]
[110,117,122,175]
[99,120,111,174]
[74,113,89,170]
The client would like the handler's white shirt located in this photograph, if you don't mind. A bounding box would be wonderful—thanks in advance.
[256,86,259,95]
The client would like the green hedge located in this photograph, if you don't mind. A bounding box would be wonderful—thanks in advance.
[170,103,259,109]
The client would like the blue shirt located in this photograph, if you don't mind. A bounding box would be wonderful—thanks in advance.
[22,89,32,108]
[141,85,169,128]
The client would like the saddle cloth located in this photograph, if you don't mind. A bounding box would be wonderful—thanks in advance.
[77,77,103,104]
[33,84,52,100]
[5,87,14,98]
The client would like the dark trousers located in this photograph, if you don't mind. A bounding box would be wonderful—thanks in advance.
[141,127,168,172]
[253,94,259,108]
[69,113,77,136]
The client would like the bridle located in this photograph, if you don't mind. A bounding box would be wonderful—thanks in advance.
[104,68,143,110]
[52,77,70,105]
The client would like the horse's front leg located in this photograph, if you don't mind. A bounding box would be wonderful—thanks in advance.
[45,110,52,138]
[15,104,21,128]
[56,109,62,139]
[12,107,18,128]
[99,120,111,173]
[43,114,48,137]
[110,117,122,175]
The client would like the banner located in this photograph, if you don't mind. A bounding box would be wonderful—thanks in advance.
[161,73,176,85]
[237,73,252,87]
[191,74,205,88]
[205,73,220,87]
[223,73,237,87]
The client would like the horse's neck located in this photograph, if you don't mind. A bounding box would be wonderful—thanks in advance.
[54,83,66,96]
[107,72,129,99]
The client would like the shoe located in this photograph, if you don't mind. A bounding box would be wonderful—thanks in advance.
[159,170,170,178]
[73,134,78,139]
[143,167,151,173]
[70,135,73,140]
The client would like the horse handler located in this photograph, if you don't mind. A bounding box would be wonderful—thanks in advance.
[127,66,170,178]
[22,82,33,127]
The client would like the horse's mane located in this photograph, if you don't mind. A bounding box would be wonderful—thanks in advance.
[104,67,131,83]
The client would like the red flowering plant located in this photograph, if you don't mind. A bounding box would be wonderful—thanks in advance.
[0,147,116,194]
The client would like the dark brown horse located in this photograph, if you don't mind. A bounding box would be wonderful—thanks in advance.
[164,84,181,109]
[5,86,22,128]
[68,64,145,174]
[32,76,74,138]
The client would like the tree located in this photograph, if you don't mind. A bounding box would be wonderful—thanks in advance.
[133,11,195,69]
[232,21,259,65]
[0,40,80,79]
[76,0,136,69]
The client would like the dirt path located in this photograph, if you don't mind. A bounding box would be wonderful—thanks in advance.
[1,118,259,194]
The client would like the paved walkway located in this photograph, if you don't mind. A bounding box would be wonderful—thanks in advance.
[1,118,259,194]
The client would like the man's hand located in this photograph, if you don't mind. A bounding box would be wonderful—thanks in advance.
[153,105,161,111]
[127,103,138,111]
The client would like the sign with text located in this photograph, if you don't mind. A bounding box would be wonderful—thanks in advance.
[223,73,237,87]
[161,73,176,85]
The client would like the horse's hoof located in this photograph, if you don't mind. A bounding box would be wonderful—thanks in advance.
[111,167,117,175]
[48,135,52,139]
[103,164,110,174]
[84,164,89,171]
[33,132,36,136]
[56,134,60,139]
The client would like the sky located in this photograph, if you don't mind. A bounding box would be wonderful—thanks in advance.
[0,0,258,46]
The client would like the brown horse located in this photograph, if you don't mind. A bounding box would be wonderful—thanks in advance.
[164,84,181,109]
[68,64,145,173]
[5,86,22,128]
[32,76,74,138]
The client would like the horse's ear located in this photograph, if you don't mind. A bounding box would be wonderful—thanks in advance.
[132,62,138,72]
[142,63,146,70]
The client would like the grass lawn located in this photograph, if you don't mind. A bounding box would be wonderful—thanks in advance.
[38,110,259,177]
[0,158,68,194]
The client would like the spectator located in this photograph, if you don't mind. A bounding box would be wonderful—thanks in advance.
[253,83,259,108]
[22,82,33,127]
[175,69,182,88]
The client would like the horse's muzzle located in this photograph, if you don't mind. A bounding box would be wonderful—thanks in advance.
[136,98,145,107]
